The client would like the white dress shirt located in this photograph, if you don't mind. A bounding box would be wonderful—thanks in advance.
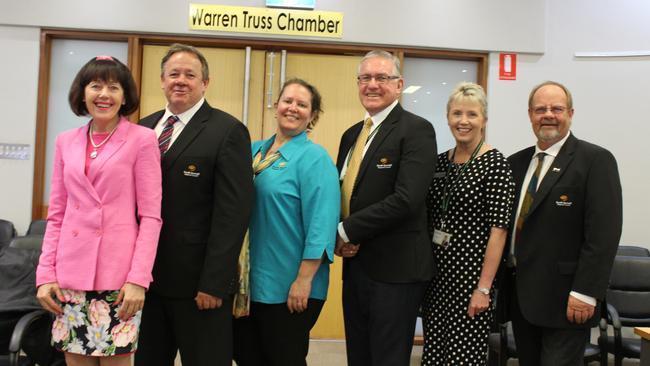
[154,97,205,147]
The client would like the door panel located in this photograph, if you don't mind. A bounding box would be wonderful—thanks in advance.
[283,53,364,339]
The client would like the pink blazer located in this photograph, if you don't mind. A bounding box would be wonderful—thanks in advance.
[36,117,162,291]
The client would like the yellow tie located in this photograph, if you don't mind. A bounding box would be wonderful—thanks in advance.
[341,118,373,218]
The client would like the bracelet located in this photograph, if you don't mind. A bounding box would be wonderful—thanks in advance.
[475,287,490,296]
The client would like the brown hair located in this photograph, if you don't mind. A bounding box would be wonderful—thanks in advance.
[160,43,210,81]
[68,56,139,116]
[277,78,324,132]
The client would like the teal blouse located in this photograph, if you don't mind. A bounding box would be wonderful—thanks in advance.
[249,131,340,303]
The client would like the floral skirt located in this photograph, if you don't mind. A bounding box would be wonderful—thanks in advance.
[51,289,141,356]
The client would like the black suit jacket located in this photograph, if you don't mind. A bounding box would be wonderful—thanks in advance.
[140,101,253,299]
[336,103,437,283]
[503,133,622,328]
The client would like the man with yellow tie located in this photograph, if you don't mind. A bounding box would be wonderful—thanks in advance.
[334,50,438,366]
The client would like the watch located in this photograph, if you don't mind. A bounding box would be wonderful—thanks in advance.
[475,287,490,296]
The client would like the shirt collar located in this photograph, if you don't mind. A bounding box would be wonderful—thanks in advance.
[256,131,308,161]
[534,131,571,158]
[160,97,205,127]
[364,100,398,127]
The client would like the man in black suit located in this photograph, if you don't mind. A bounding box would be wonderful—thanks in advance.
[135,44,253,366]
[504,81,622,365]
[335,50,437,366]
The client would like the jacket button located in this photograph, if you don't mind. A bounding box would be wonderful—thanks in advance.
[72,230,78,237]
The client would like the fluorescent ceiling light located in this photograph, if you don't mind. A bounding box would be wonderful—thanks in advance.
[403,85,421,94]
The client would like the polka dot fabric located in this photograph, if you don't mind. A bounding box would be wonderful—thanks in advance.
[422,149,515,365]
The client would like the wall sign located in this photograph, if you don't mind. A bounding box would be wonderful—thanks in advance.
[189,4,343,38]
[499,53,517,80]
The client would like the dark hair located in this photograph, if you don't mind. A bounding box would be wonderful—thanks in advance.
[161,43,210,81]
[68,56,139,116]
[277,78,324,131]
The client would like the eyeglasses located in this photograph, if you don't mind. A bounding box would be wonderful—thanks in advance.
[532,106,568,115]
[357,74,400,84]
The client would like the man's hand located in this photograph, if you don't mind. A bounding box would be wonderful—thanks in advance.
[195,291,223,310]
[566,295,595,324]
[334,234,346,256]
[335,233,360,257]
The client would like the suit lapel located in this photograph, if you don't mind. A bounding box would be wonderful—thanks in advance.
[510,147,535,207]
[354,104,401,188]
[527,134,577,216]
[87,119,129,183]
[69,124,101,203]
[337,123,363,172]
[161,101,209,171]
[140,111,164,129]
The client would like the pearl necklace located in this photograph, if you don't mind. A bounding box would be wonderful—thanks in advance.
[88,122,118,159]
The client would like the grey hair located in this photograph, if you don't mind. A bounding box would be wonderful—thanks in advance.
[357,50,401,77]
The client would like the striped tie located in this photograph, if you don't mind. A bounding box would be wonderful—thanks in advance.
[158,115,178,155]
[511,152,546,265]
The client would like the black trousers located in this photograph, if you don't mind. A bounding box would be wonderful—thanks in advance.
[342,259,427,366]
[233,299,324,366]
[135,291,234,366]
[510,274,590,366]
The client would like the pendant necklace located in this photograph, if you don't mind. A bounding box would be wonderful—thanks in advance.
[88,122,118,159]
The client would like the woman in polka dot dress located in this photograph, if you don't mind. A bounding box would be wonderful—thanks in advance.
[422,82,515,365]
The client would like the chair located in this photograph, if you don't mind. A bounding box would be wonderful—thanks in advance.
[487,321,601,366]
[616,245,650,257]
[0,310,65,366]
[8,236,43,252]
[0,220,17,249]
[25,220,46,236]
[598,255,650,366]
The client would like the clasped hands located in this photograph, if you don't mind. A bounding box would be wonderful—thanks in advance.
[334,234,359,258]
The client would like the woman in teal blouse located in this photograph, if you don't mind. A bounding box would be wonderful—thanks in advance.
[233,78,340,366]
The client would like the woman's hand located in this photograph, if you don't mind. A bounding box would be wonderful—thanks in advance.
[467,289,490,318]
[36,282,65,315]
[115,283,145,321]
[287,278,312,314]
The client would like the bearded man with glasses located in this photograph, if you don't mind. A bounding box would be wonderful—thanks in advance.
[499,80,622,366]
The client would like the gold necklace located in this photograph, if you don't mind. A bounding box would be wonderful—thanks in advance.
[88,122,119,159]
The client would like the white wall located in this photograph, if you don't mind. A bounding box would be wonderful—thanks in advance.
[0,0,545,52]
[0,25,40,234]
[0,0,648,246]
[487,0,650,246]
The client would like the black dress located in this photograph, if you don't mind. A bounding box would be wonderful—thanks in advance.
[422,149,514,365]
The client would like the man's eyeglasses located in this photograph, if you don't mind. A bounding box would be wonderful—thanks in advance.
[357,74,400,85]
[532,106,568,115]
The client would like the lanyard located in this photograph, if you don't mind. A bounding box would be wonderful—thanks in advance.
[344,121,382,169]
[439,140,484,228]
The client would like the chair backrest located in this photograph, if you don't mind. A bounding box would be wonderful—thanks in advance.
[26,219,47,236]
[607,255,650,325]
[616,245,650,257]
[0,219,17,249]
[9,235,44,251]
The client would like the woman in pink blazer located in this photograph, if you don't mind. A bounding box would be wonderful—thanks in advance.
[36,56,162,365]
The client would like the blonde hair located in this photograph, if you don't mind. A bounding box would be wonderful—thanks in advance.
[447,82,487,118]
